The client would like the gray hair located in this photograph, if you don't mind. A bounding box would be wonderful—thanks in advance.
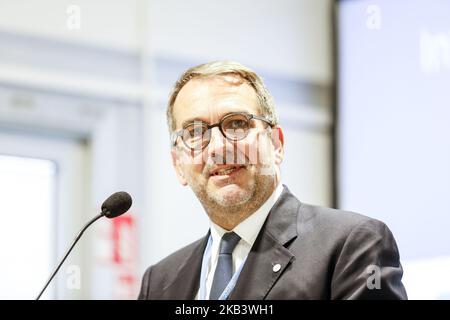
[166,60,278,133]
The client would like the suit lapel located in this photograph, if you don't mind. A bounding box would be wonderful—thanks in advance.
[229,186,300,299]
[162,232,210,299]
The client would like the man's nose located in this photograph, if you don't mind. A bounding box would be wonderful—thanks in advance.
[206,127,232,163]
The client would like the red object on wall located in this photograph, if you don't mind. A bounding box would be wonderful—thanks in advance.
[111,215,134,264]
[110,213,138,299]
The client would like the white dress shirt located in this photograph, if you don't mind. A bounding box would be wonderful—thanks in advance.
[196,183,284,299]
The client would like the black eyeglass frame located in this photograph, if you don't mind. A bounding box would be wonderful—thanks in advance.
[171,112,274,150]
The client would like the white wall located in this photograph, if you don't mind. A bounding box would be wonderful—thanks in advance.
[0,0,141,51]
[147,0,332,83]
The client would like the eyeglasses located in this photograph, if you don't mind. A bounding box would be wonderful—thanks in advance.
[172,112,273,150]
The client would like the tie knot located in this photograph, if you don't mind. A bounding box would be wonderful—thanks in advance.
[219,232,241,254]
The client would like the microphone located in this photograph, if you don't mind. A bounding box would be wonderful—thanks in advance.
[36,191,132,300]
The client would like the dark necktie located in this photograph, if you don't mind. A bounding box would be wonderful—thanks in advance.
[209,232,241,300]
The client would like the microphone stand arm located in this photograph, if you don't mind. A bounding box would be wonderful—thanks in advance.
[36,212,106,300]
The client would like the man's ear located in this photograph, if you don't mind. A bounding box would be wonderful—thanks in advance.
[171,148,188,186]
[271,126,285,165]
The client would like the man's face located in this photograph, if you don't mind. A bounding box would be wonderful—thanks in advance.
[171,75,284,215]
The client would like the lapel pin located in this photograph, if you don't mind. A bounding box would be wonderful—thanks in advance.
[272,263,281,272]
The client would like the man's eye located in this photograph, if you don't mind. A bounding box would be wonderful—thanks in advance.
[189,126,205,137]
[228,120,247,129]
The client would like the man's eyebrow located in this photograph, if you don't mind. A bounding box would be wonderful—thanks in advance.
[181,117,209,128]
[181,111,250,128]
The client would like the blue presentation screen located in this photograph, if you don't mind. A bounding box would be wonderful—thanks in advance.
[336,0,450,299]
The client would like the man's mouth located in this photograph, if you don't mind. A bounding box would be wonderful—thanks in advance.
[209,165,245,177]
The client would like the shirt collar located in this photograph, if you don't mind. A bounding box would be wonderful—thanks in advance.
[209,183,284,247]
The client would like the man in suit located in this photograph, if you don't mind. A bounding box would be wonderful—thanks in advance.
[138,61,407,300]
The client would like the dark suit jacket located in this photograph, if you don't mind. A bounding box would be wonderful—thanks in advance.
[138,185,407,299]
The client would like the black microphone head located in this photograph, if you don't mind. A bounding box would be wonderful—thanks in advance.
[101,191,132,218]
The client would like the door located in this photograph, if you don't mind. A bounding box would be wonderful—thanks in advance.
[0,130,89,299]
